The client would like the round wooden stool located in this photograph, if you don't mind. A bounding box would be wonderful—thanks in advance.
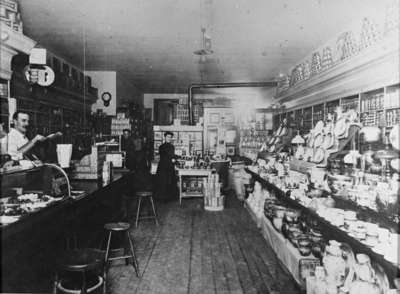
[103,222,140,277]
[54,248,106,294]
[135,191,159,227]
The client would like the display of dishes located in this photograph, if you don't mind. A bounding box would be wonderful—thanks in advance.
[304,147,314,161]
[298,235,312,256]
[322,132,335,149]
[334,118,347,138]
[314,121,325,134]
[279,126,288,137]
[311,243,324,259]
[272,217,283,232]
[310,230,324,244]
[268,145,276,153]
[273,205,286,218]
[284,209,300,223]
[313,148,325,163]
[298,244,312,256]
[268,136,275,145]
[360,126,381,142]
[389,124,399,150]
[276,125,283,136]
[307,134,315,148]
[313,134,324,148]
[390,158,400,172]
[250,149,398,284]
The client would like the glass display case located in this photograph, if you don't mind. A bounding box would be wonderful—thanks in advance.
[0,164,71,226]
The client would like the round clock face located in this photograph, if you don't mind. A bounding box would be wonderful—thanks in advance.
[102,92,112,101]
[101,92,112,106]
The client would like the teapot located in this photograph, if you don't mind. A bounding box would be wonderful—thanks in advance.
[348,254,380,294]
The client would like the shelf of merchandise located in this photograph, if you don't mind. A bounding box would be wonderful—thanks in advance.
[294,109,303,129]
[153,125,203,158]
[277,83,399,137]
[312,104,324,127]
[246,168,399,287]
[324,99,340,121]
[0,92,9,131]
[330,194,398,232]
[302,107,313,132]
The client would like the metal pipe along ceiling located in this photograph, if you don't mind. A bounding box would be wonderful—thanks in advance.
[187,81,277,125]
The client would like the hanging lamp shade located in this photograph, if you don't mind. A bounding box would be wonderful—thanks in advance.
[375,136,399,159]
[291,131,305,144]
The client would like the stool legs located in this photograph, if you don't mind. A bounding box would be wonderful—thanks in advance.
[127,232,140,277]
[81,271,87,294]
[135,196,143,228]
[53,272,58,294]
[136,196,159,227]
[104,231,112,263]
[103,230,140,277]
[149,196,159,226]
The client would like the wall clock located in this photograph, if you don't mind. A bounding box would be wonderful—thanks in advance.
[101,92,112,107]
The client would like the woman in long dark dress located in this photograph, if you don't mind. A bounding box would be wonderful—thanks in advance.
[155,131,178,202]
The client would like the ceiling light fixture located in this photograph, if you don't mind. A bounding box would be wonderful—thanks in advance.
[194,27,213,56]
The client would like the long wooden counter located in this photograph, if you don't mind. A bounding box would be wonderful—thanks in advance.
[1,170,132,292]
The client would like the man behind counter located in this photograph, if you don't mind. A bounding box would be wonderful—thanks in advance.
[7,111,46,161]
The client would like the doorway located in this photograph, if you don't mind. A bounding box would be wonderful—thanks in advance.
[154,99,178,125]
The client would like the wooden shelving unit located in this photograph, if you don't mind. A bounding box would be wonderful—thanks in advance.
[302,107,312,131]
[325,99,340,120]
[277,83,399,135]
[10,65,96,137]
[312,103,324,127]
[273,36,399,134]
[0,79,9,131]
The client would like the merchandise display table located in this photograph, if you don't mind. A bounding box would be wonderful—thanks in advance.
[259,215,320,286]
[177,168,213,204]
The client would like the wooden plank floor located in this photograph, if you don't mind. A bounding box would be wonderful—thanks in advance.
[107,194,300,294]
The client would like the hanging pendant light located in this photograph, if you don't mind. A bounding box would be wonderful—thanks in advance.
[194,27,213,56]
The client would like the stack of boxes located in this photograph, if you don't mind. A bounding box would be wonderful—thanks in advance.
[203,173,224,211]
[0,0,23,33]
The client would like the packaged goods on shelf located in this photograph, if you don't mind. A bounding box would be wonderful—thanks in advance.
[111,117,131,136]
[0,0,23,34]
[153,125,203,157]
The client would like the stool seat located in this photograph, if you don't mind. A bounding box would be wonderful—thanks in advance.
[104,222,130,231]
[135,191,159,227]
[102,222,140,277]
[58,249,104,272]
[57,276,103,294]
[136,191,152,197]
[54,248,106,294]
